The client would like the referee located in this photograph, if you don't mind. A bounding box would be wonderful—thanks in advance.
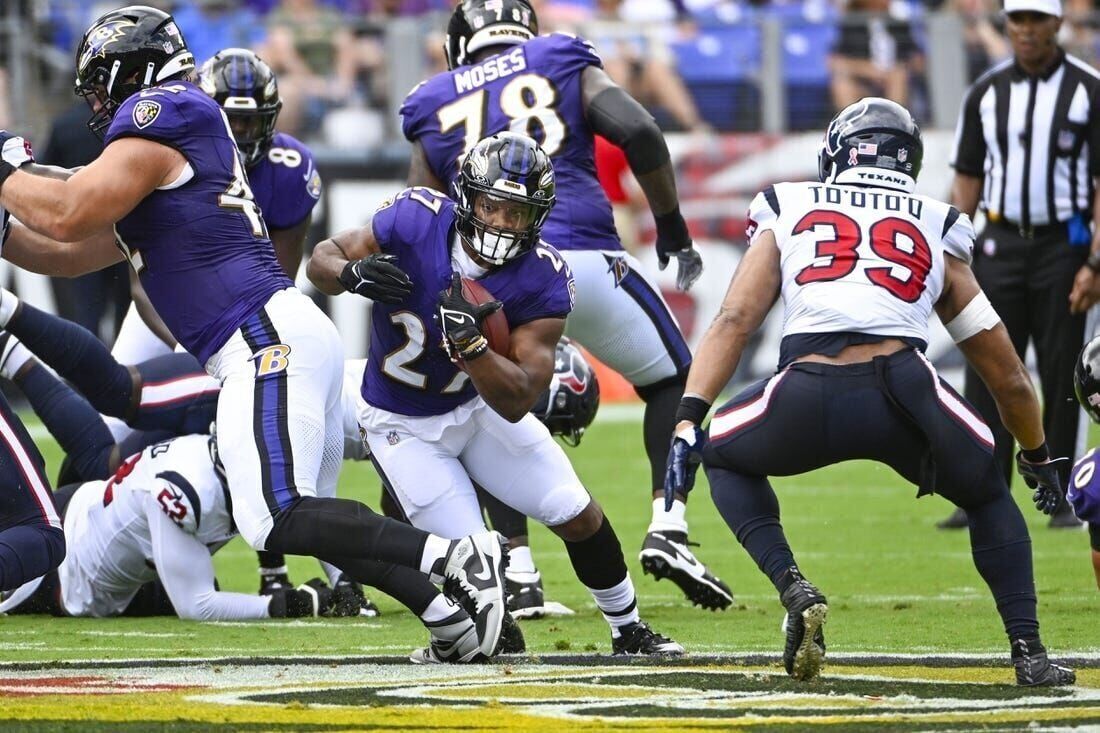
[941,0,1100,529]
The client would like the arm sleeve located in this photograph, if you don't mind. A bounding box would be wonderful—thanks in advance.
[941,207,975,265]
[951,83,988,176]
[146,496,270,621]
[746,186,781,247]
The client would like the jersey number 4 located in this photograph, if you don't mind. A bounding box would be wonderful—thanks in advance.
[792,210,932,303]
[438,73,566,159]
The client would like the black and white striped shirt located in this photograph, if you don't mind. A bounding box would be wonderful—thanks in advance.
[951,50,1100,230]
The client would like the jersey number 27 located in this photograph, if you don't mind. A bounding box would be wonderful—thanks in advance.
[793,210,932,303]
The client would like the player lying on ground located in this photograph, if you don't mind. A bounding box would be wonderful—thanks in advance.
[403,0,732,612]
[0,5,509,657]
[665,98,1075,687]
[1068,336,1100,589]
[308,132,682,656]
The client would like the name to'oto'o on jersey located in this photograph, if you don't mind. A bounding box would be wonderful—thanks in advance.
[810,184,924,219]
[453,48,527,95]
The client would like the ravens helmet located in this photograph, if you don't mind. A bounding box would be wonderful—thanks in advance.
[445,0,538,70]
[818,97,923,193]
[531,338,600,446]
[199,49,282,168]
[454,132,555,265]
[1075,336,1100,424]
[75,5,195,138]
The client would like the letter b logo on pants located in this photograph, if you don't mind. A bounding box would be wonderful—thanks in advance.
[252,344,292,377]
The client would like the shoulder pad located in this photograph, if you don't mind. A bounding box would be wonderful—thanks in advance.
[746,185,783,245]
[152,470,202,534]
[940,206,975,265]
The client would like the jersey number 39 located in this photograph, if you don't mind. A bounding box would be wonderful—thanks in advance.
[792,209,932,303]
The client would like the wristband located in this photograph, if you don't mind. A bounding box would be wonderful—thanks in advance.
[1021,443,1050,463]
[674,395,711,426]
[1087,251,1100,273]
[458,334,489,362]
[655,207,689,241]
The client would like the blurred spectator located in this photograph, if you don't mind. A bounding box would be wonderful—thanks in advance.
[38,103,130,342]
[951,0,1010,81]
[828,0,924,110]
[1062,0,1099,63]
[260,0,380,137]
[170,0,267,67]
[347,0,448,13]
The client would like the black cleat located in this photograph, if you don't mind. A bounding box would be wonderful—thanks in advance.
[1048,499,1083,529]
[612,621,684,656]
[1012,639,1076,686]
[499,610,526,653]
[330,574,381,617]
[258,572,292,596]
[505,570,545,618]
[779,567,828,681]
[936,506,968,530]
[639,530,733,611]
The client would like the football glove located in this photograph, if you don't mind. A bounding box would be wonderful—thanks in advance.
[0,131,33,191]
[664,423,706,511]
[267,578,335,618]
[437,273,502,363]
[655,209,703,291]
[1016,452,1071,516]
[338,253,413,304]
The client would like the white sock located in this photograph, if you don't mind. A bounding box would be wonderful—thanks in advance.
[320,560,342,586]
[0,290,18,328]
[420,535,453,579]
[588,575,640,635]
[506,545,536,575]
[648,498,688,534]
[1,340,32,381]
[420,594,459,624]
[259,564,289,578]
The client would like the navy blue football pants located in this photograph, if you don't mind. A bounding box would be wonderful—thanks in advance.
[704,348,1040,640]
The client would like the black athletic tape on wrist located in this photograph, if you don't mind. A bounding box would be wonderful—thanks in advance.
[655,207,689,243]
[675,396,711,426]
[1021,443,1051,463]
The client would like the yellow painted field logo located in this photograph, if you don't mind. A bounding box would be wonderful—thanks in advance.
[252,344,291,377]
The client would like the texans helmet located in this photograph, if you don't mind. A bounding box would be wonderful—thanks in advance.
[454,132,555,265]
[199,48,282,168]
[74,5,195,138]
[818,97,923,193]
[1075,336,1100,424]
[531,338,600,446]
[445,0,538,70]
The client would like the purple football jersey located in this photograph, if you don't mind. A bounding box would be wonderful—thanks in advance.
[362,187,575,416]
[1069,449,1100,525]
[248,132,322,231]
[104,81,292,365]
[401,33,621,253]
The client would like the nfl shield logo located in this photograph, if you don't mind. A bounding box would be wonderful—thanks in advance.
[897,147,908,163]
[1058,129,1075,151]
[132,100,161,129]
[387,430,400,446]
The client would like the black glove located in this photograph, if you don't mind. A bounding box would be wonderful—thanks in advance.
[0,131,34,192]
[654,208,703,291]
[268,578,334,618]
[1016,451,1071,515]
[338,253,413,304]
[437,273,502,363]
[664,423,706,511]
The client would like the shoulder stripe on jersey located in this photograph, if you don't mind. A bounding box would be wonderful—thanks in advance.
[156,470,202,530]
[941,206,961,238]
[763,185,781,217]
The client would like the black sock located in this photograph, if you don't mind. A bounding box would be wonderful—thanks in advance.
[637,376,685,495]
[17,361,115,481]
[708,465,797,593]
[265,496,428,570]
[966,490,1039,641]
[479,486,529,540]
[564,515,628,589]
[319,556,438,616]
[257,551,287,573]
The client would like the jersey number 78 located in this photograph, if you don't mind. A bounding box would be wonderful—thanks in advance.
[438,73,566,160]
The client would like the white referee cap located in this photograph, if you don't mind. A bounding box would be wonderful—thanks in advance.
[1004,0,1062,17]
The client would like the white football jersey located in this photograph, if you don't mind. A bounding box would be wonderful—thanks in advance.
[59,434,235,617]
[747,181,975,345]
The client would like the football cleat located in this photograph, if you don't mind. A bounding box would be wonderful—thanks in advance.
[1048,499,1083,529]
[329,574,380,618]
[935,506,969,530]
[612,621,684,656]
[1012,639,1076,686]
[779,567,828,681]
[441,531,509,657]
[410,606,482,664]
[499,609,526,653]
[639,531,733,611]
[258,571,292,596]
[506,570,545,618]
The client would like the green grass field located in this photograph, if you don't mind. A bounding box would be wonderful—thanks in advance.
[1,410,1095,663]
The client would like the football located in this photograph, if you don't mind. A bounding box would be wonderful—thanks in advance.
[461,277,510,358]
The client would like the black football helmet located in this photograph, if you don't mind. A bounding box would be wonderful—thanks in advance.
[531,338,600,446]
[1075,336,1100,424]
[818,97,923,193]
[74,5,195,138]
[445,0,538,70]
[454,132,555,265]
[199,48,282,168]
